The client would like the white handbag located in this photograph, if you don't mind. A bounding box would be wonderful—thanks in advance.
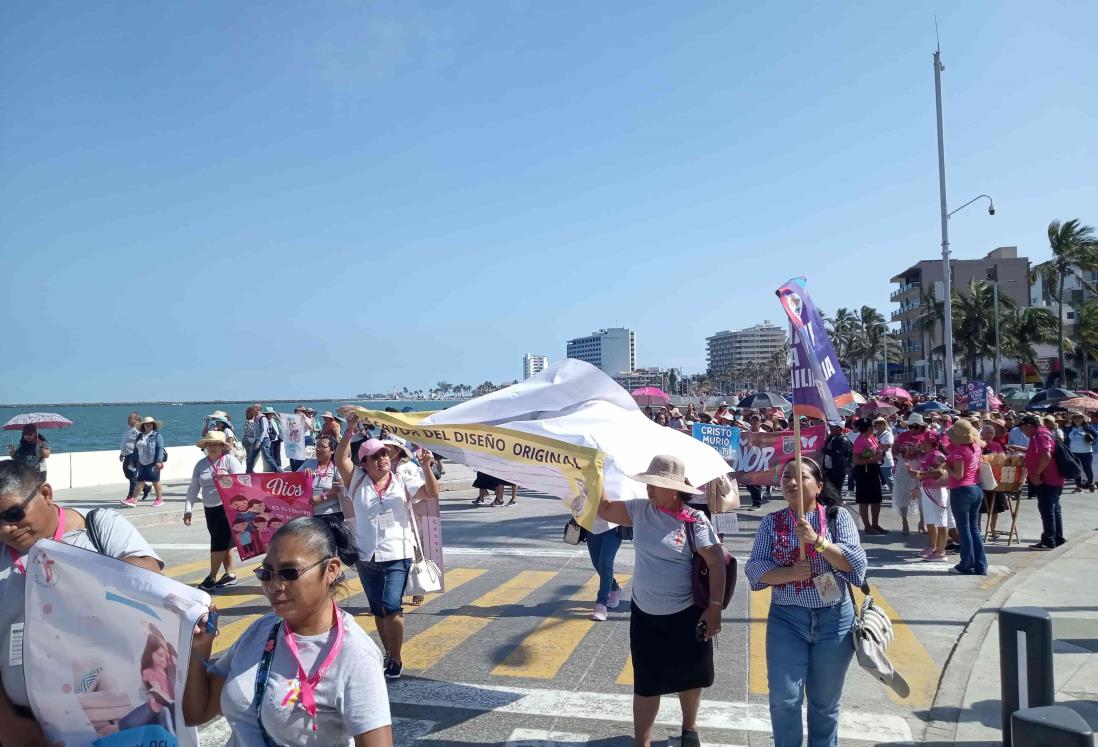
[403,482,442,595]
[979,461,999,491]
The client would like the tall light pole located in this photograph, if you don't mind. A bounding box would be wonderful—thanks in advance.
[988,266,1002,394]
[934,46,995,406]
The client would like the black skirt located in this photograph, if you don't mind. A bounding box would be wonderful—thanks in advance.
[473,472,513,490]
[204,505,234,552]
[854,464,883,504]
[630,601,713,697]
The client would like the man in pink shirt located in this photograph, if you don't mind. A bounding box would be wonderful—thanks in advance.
[1019,414,1066,549]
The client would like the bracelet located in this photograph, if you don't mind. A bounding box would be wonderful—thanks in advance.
[709,601,722,607]
[814,537,829,553]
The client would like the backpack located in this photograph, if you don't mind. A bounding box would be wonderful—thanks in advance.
[1052,439,1083,481]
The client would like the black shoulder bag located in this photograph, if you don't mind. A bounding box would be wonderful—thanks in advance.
[683,509,736,610]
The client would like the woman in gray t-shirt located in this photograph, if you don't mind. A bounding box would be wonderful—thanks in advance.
[598,455,726,747]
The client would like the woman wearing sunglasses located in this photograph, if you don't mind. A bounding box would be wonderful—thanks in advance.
[184,517,393,746]
[0,462,163,746]
[335,415,439,681]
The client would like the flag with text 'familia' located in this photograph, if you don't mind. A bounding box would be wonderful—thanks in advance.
[775,277,855,421]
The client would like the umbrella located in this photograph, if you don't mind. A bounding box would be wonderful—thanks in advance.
[631,387,672,408]
[879,386,912,400]
[1049,396,1098,414]
[1026,388,1079,409]
[737,392,792,411]
[850,391,868,405]
[1005,389,1035,405]
[3,412,73,431]
[856,399,899,417]
[914,400,954,414]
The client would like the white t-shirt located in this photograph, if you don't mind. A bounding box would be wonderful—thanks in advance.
[348,471,425,562]
[214,611,390,747]
[0,508,162,707]
[877,429,895,467]
[185,454,245,512]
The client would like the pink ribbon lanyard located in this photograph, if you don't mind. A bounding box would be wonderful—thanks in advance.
[281,601,344,730]
[656,505,697,523]
[208,455,225,476]
[8,506,65,574]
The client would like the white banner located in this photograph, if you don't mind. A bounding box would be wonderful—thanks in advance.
[24,540,210,747]
[279,412,308,461]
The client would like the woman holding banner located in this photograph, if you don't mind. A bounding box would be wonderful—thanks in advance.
[335,416,439,681]
[745,457,867,747]
[184,430,245,592]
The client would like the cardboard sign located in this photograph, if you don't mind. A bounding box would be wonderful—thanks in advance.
[216,473,314,560]
[735,426,825,486]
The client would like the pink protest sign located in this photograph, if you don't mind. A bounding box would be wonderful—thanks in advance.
[216,473,314,560]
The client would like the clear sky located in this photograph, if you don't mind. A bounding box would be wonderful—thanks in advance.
[2,1,1095,403]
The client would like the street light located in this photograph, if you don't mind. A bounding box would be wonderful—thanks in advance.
[934,46,996,406]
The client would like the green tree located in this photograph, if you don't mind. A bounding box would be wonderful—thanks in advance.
[951,280,1017,380]
[1073,301,1098,390]
[915,286,946,387]
[1032,219,1098,386]
[856,306,889,387]
[1001,306,1060,383]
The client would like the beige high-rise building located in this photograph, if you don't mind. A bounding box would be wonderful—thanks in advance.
[706,321,787,375]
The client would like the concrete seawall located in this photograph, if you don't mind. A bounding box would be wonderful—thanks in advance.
[40,446,283,490]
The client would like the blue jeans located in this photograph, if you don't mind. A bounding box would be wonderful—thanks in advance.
[1035,483,1064,546]
[585,528,621,605]
[357,558,412,617]
[246,441,282,473]
[879,464,894,491]
[950,484,986,574]
[767,602,855,747]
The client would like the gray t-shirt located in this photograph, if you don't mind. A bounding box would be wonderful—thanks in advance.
[0,507,163,707]
[214,611,390,746]
[624,499,719,615]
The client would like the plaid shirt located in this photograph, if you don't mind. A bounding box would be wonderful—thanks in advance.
[745,506,868,608]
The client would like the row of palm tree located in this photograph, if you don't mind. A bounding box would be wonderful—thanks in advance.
[826,306,901,388]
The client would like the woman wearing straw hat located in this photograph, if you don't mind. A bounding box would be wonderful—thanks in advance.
[126,417,166,508]
[184,430,245,592]
[1062,411,1097,493]
[597,455,726,747]
[944,420,986,575]
[320,412,343,441]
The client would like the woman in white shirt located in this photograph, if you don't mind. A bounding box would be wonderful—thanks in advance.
[184,431,244,592]
[184,517,393,746]
[335,417,439,680]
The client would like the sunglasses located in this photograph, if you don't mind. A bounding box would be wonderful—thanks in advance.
[368,451,389,461]
[254,557,331,583]
[0,481,44,524]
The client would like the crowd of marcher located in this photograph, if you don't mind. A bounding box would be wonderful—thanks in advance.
[0,387,1085,747]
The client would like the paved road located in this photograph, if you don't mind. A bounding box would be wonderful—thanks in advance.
[55,474,1097,746]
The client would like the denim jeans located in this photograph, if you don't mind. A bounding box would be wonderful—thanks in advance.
[356,558,412,617]
[766,602,855,747]
[1035,483,1065,546]
[879,464,894,491]
[950,484,986,574]
[585,528,622,605]
[1074,452,1094,488]
[246,441,282,473]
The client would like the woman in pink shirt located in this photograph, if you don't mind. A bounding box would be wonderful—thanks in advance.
[851,418,886,534]
[944,420,986,575]
[910,431,951,561]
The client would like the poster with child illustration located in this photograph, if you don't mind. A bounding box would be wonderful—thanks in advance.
[24,540,210,747]
[216,472,314,560]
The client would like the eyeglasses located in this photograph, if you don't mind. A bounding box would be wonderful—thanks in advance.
[0,481,44,524]
[254,557,331,583]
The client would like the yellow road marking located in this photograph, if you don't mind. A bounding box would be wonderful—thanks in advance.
[166,558,216,579]
[617,655,634,686]
[493,574,631,679]
[852,584,938,707]
[402,570,555,670]
[749,587,771,694]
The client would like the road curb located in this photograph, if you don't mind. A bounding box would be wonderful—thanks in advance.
[920,527,1098,743]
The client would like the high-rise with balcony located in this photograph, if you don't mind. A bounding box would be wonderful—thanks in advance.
[522,354,549,380]
[890,246,1029,391]
[566,328,636,374]
[706,321,787,376]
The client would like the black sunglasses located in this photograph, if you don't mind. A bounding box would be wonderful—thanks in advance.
[254,557,331,583]
[368,451,390,461]
[0,481,44,524]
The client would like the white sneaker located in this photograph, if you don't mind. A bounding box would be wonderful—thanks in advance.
[607,587,621,609]
[592,603,608,622]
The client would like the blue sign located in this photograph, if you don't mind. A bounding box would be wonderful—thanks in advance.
[967,381,988,410]
[692,423,740,463]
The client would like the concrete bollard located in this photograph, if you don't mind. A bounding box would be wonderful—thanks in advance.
[999,607,1056,747]
[1011,705,1094,746]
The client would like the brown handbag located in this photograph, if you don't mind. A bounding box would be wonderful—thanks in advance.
[683,509,737,610]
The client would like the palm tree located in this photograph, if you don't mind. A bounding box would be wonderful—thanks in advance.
[915,286,946,388]
[951,280,1018,380]
[1001,307,1060,384]
[826,307,860,378]
[857,306,888,387]
[1073,301,1098,390]
[1032,219,1098,386]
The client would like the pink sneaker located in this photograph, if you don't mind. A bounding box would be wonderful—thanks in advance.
[152,498,165,507]
[923,550,947,561]
[918,547,934,559]
[591,603,608,622]
[607,587,621,609]
[120,497,137,507]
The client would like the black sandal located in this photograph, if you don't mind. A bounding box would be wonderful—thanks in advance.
[472,497,485,505]
[491,498,505,507]
[507,498,517,506]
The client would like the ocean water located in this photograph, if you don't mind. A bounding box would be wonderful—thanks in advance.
[0,400,460,453]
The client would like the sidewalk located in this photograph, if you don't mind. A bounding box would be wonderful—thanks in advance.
[926,526,1098,745]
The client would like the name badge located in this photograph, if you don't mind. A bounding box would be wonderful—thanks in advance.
[378,511,396,530]
[8,623,23,667]
[812,573,842,604]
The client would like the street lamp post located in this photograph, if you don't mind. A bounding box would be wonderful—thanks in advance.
[934,47,996,406]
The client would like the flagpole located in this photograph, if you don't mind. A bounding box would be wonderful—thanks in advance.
[789,322,805,519]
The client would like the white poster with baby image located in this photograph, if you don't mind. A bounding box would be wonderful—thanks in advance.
[22,540,210,747]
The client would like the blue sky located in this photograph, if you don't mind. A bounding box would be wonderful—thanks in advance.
[2,1,1095,402]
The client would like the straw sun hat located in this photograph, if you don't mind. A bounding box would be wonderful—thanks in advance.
[139,416,162,430]
[196,431,230,450]
[629,454,702,495]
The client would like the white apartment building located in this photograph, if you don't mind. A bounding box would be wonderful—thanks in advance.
[522,354,549,380]
[566,328,636,374]
[706,321,787,375]
[613,367,666,391]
